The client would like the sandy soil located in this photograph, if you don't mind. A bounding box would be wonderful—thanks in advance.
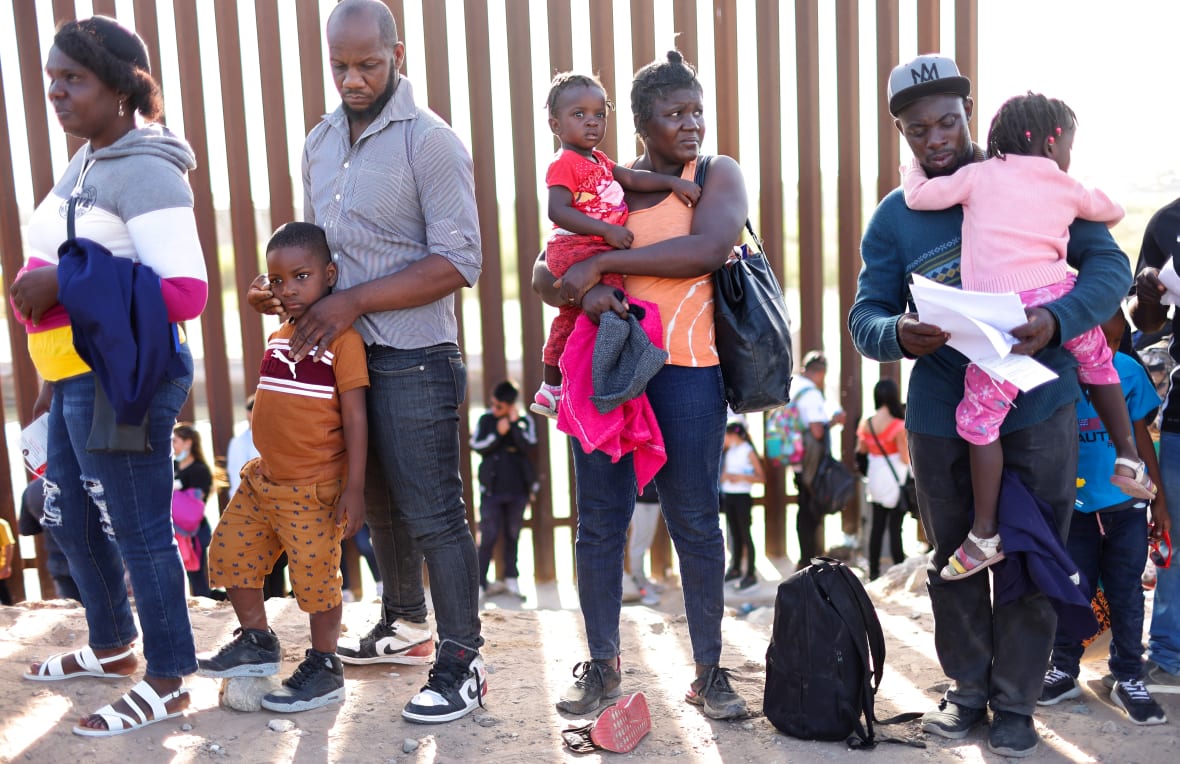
[1,555,1176,763]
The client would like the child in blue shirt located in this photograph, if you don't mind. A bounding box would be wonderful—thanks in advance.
[1039,308,1170,725]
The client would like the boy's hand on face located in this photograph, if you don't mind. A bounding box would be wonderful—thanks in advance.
[336,487,365,539]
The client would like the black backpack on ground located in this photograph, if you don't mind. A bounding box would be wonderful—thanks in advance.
[763,558,923,749]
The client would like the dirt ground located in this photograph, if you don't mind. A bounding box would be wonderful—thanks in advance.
[1,555,1177,763]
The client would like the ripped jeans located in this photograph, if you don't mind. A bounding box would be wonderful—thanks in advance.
[42,346,197,678]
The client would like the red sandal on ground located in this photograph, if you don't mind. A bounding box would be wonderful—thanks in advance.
[590,692,651,753]
[1111,457,1157,500]
[940,532,1004,581]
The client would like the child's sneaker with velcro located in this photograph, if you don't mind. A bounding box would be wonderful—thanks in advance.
[260,649,345,712]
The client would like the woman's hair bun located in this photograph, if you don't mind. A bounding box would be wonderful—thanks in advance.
[666,50,683,65]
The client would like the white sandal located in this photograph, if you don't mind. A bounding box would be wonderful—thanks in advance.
[1110,457,1157,500]
[72,679,189,737]
[23,645,135,682]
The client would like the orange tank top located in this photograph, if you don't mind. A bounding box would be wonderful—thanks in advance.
[624,159,718,368]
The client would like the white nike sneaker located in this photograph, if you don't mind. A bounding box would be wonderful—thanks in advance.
[337,620,434,665]
[402,639,487,723]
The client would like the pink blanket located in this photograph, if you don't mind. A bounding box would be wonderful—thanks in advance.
[557,300,667,490]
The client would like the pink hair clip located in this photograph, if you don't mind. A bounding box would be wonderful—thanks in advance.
[1055,126,1062,136]
[1048,136,1056,146]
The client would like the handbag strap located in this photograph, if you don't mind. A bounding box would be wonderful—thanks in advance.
[693,154,762,251]
[866,418,904,488]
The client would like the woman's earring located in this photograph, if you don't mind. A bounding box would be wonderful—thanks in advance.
[118,100,125,117]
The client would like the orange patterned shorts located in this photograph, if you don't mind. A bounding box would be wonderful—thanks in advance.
[209,458,343,613]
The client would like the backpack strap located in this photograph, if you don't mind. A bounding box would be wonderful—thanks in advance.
[821,561,925,749]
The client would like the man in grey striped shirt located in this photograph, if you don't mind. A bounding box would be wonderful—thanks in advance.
[252,0,484,724]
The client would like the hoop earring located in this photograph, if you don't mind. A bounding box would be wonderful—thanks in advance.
[118,100,125,117]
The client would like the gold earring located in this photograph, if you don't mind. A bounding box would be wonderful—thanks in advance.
[118,100,125,117]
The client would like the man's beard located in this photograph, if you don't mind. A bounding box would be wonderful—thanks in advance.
[342,72,398,123]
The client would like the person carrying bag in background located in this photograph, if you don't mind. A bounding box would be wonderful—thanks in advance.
[857,379,911,580]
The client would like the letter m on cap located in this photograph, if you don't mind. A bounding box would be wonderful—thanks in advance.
[911,62,940,84]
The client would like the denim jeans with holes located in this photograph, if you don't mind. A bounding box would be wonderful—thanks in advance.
[42,345,196,678]
[572,364,727,666]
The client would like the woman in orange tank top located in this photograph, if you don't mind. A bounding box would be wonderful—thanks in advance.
[534,51,753,721]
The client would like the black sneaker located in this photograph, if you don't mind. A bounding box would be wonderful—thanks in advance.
[734,575,758,593]
[686,666,747,719]
[921,697,986,740]
[1038,667,1081,706]
[557,658,622,715]
[196,627,281,678]
[260,649,345,712]
[987,711,1038,758]
[724,568,742,583]
[1111,679,1167,725]
[337,620,434,665]
[402,639,487,723]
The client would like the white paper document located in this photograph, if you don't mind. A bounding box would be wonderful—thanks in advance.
[908,274,1058,392]
[20,413,49,477]
[1159,257,1180,306]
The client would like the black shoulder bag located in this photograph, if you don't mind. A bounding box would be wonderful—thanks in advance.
[696,156,793,413]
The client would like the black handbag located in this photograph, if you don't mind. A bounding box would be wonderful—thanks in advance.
[64,194,152,454]
[696,156,793,413]
[810,455,858,516]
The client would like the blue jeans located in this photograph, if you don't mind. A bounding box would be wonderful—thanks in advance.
[1150,432,1180,674]
[571,364,727,665]
[909,403,1077,716]
[478,492,529,585]
[41,346,197,678]
[1050,508,1148,680]
[364,343,482,649]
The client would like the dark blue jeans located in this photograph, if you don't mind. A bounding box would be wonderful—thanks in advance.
[364,343,482,649]
[1050,507,1148,681]
[1149,432,1180,674]
[909,403,1077,716]
[571,364,727,665]
[42,346,197,678]
[478,492,529,586]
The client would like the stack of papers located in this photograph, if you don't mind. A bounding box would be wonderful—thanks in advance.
[1158,257,1180,305]
[908,274,1059,392]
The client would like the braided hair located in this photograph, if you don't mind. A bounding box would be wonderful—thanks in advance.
[630,50,701,133]
[54,17,162,121]
[545,72,610,118]
[986,91,1077,160]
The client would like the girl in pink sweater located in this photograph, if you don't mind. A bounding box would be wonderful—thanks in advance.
[902,92,1155,581]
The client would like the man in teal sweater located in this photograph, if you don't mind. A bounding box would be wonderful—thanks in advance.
[849,54,1130,758]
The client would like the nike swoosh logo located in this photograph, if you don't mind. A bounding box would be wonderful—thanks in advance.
[462,680,481,703]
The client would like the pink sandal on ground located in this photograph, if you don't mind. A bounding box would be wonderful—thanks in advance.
[1110,457,1157,500]
[940,532,1004,581]
[590,692,651,753]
